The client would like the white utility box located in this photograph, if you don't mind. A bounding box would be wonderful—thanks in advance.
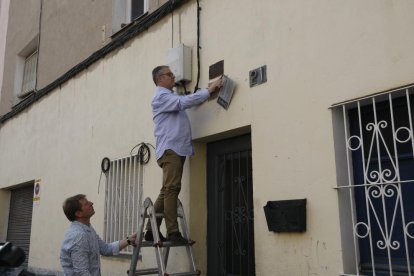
[167,44,192,84]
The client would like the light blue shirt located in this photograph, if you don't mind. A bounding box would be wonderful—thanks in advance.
[60,221,119,276]
[152,86,210,160]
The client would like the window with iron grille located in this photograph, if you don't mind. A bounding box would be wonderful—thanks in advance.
[103,155,144,253]
[333,85,414,275]
[20,50,37,96]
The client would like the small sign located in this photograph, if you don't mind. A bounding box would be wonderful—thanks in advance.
[217,75,235,110]
[209,60,224,80]
[33,179,41,206]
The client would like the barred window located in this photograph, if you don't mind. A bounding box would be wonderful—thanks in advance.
[104,155,143,253]
[333,85,414,275]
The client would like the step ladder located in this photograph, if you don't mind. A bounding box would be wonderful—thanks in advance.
[128,197,201,276]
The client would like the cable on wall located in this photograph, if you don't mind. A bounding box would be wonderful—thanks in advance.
[180,80,188,94]
[101,157,111,173]
[130,142,154,165]
[171,9,174,48]
[193,0,201,93]
[98,157,110,194]
[34,0,43,92]
[97,140,154,194]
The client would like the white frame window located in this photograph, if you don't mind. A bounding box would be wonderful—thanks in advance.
[112,0,149,34]
[128,0,149,21]
[20,50,38,96]
[14,35,39,103]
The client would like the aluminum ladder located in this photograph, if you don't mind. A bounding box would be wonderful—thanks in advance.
[128,197,200,276]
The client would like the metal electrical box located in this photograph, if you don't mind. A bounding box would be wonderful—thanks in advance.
[167,44,192,84]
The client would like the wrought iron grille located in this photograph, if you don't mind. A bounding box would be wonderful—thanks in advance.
[334,85,414,275]
[103,155,144,254]
[217,150,255,276]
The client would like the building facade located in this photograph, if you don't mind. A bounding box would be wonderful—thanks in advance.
[1,0,414,275]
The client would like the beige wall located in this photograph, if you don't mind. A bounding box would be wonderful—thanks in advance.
[0,0,173,116]
[0,0,10,108]
[0,190,11,241]
[0,0,40,114]
[149,0,169,13]
[0,0,112,115]
[1,0,414,275]
[37,0,112,89]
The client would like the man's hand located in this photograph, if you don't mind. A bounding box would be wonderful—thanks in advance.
[119,233,138,250]
[128,233,137,246]
[208,76,224,94]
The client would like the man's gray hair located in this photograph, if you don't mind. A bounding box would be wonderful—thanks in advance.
[152,65,169,85]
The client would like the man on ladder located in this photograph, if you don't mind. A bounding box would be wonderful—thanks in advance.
[144,65,223,243]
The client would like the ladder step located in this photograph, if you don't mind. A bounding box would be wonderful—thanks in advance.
[141,240,196,248]
[155,241,195,248]
[147,213,183,218]
[132,269,200,276]
[162,240,195,247]
[165,271,201,276]
[133,267,159,275]
[140,241,157,247]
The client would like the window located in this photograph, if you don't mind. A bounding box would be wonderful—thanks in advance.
[333,86,414,275]
[103,155,144,253]
[130,0,148,21]
[20,50,38,96]
[112,0,149,34]
[13,36,38,103]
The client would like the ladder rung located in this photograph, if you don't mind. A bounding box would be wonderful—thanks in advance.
[147,213,183,218]
[140,240,195,248]
[165,271,201,276]
[133,267,159,275]
[154,240,195,248]
[140,241,158,247]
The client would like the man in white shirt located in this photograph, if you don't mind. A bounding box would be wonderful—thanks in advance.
[144,66,222,243]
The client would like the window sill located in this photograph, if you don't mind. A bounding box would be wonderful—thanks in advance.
[111,11,149,39]
[17,90,35,99]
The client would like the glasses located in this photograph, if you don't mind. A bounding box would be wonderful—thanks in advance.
[160,72,175,78]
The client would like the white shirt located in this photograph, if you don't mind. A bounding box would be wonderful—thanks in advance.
[152,86,210,159]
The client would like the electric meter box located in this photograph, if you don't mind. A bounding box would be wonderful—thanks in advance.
[167,44,192,84]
